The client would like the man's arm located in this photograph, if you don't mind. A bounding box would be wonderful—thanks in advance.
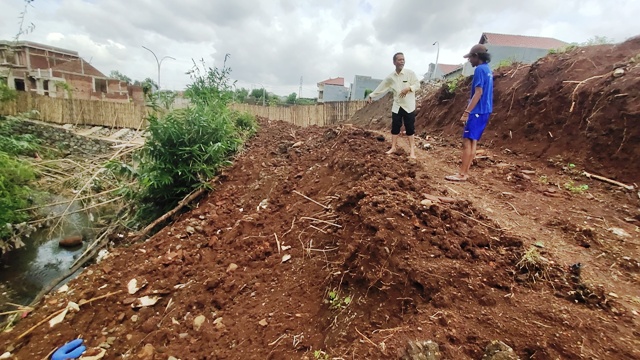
[465,87,483,113]
[367,77,391,100]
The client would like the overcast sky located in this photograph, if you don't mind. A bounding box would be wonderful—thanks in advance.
[1,0,639,97]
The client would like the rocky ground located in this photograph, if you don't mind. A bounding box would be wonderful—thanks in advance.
[0,117,638,359]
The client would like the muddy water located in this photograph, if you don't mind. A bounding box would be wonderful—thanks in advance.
[0,198,93,307]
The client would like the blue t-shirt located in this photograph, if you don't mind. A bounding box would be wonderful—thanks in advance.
[470,63,493,115]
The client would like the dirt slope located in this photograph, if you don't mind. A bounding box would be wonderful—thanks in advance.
[353,37,640,184]
[2,119,639,359]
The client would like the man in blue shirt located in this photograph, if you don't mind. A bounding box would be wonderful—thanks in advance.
[446,44,493,182]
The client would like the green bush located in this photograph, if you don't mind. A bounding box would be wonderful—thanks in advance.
[231,110,258,136]
[0,152,35,241]
[126,56,258,223]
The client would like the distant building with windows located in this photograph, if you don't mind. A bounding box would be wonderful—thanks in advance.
[317,77,349,103]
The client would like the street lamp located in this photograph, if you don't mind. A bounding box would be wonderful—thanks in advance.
[254,83,266,106]
[432,41,440,81]
[142,46,175,89]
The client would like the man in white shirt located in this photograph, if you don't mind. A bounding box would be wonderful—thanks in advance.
[367,52,420,159]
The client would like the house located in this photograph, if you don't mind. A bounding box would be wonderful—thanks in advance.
[349,75,383,101]
[462,32,567,76]
[423,63,463,81]
[0,40,141,102]
[317,77,349,103]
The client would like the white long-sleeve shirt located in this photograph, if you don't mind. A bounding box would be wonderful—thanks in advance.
[368,68,420,113]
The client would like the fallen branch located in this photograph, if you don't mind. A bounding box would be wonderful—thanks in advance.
[292,190,330,209]
[300,217,342,228]
[131,187,207,242]
[17,184,133,212]
[506,202,521,216]
[27,196,124,225]
[564,74,607,113]
[17,290,122,341]
[355,327,379,349]
[583,171,634,191]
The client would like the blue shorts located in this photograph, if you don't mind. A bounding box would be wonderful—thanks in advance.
[463,113,490,141]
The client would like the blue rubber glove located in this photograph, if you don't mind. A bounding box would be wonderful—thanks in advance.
[51,339,86,360]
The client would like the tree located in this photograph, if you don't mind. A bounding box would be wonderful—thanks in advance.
[364,89,373,98]
[250,88,266,100]
[109,70,132,84]
[286,92,297,104]
[234,87,249,102]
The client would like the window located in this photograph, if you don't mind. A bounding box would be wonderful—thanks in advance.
[94,78,108,93]
[14,79,26,91]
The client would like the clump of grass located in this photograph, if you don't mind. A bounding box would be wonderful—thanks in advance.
[516,246,550,283]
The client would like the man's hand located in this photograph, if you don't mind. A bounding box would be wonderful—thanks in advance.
[399,88,411,98]
[460,112,469,124]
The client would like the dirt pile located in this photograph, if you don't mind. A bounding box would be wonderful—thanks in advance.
[420,37,640,184]
[353,37,640,184]
[2,119,638,359]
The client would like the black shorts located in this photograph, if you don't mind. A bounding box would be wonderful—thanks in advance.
[391,107,415,136]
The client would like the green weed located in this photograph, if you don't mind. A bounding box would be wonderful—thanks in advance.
[327,289,352,311]
[564,181,588,194]
[313,350,330,360]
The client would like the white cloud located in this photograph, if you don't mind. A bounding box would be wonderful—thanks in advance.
[0,0,638,94]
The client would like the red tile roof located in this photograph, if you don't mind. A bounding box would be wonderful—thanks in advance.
[319,77,345,86]
[438,64,462,75]
[51,59,106,77]
[481,32,567,49]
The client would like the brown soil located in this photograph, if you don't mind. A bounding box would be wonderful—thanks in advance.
[2,116,639,359]
[353,36,640,184]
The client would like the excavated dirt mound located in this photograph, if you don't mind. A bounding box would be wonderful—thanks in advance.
[352,37,640,184]
[417,36,640,184]
[2,120,638,359]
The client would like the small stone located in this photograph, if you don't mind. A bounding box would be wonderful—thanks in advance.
[613,68,625,77]
[107,337,116,345]
[59,235,83,247]
[282,254,291,263]
[98,343,110,349]
[481,340,518,360]
[117,313,126,322]
[168,357,179,360]
[179,333,189,339]
[193,315,206,331]
[226,263,238,273]
[258,319,268,327]
[213,317,225,330]
[137,344,155,360]
[608,292,619,298]
[402,340,441,360]
[185,226,195,234]
[420,199,434,207]
[126,334,133,340]
[131,315,139,323]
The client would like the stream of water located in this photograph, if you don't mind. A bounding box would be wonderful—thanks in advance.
[0,197,93,309]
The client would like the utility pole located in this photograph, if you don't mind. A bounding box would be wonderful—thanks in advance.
[298,76,303,103]
[142,46,175,89]
[262,87,265,106]
[432,41,440,81]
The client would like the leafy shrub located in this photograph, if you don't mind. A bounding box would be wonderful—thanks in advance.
[0,152,35,243]
[231,110,258,136]
[125,56,257,223]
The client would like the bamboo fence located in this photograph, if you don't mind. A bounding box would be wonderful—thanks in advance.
[0,94,366,129]
[230,101,366,127]
[0,92,148,128]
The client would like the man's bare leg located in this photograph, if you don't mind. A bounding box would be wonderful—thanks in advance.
[459,138,477,178]
[386,135,398,154]
[408,135,416,159]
